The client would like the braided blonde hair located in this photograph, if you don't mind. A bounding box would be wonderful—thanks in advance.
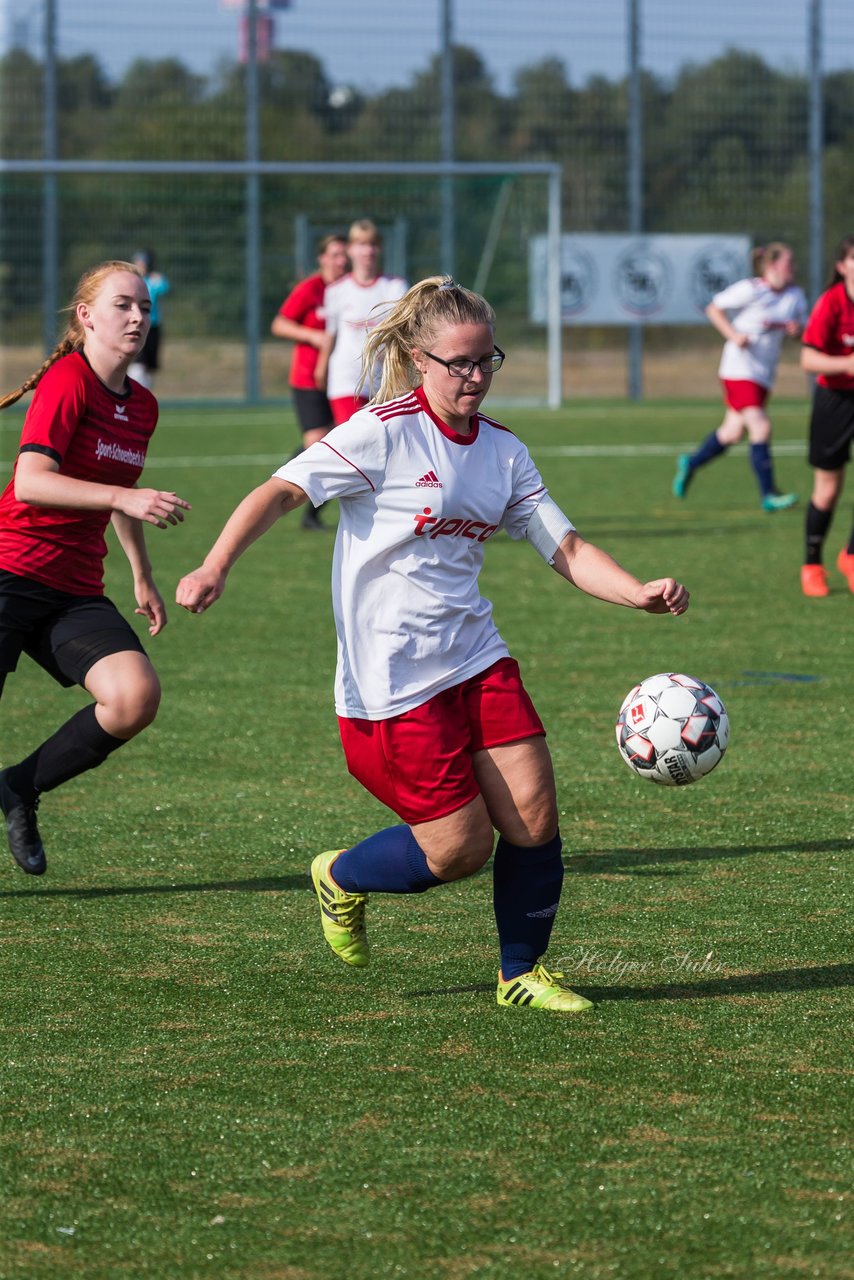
[362,276,496,405]
[0,259,143,411]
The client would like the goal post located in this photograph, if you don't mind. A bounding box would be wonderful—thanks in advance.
[0,157,564,407]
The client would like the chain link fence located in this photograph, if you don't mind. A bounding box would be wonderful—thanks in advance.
[2,0,853,401]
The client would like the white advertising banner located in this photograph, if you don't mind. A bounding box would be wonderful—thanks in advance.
[529,234,751,325]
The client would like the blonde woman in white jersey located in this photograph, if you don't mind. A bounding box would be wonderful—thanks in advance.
[673,243,808,511]
[316,219,407,425]
[176,278,689,1015]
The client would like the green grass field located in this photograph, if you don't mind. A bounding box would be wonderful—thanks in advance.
[1,399,851,1280]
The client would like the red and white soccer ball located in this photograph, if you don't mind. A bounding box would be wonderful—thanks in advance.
[615,672,729,786]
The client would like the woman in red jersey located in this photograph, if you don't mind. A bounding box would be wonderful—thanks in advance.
[270,233,348,530]
[0,261,191,875]
[800,235,854,597]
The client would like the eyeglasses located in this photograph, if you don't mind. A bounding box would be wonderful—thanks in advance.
[421,346,506,378]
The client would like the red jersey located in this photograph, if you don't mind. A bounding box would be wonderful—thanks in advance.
[278,273,327,389]
[802,281,854,391]
[0,351,158,595]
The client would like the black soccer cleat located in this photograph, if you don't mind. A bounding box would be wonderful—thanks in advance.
[0,769,47,875]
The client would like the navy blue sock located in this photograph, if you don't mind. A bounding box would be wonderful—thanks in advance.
[689,431,727,470]
[805,501,833,564]
[493,832,564,981]
[749,442,776,498]
[332,825,445,894]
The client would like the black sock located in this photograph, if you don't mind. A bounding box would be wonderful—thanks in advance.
[805,502,833,565]
[8,704,127,799]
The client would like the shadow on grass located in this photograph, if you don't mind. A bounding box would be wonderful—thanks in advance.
[0,874,308,900]
[2,836,848,896]
[569,837,852,875]
[581,963,854,1002]
[404,964,854,1003]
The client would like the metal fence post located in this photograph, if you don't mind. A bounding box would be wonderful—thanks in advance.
[42,0,58,355]
[808,0,824,305]
[547,166,562,409]
[627,0,643,401]
[245,0,262,403]
[440,0,456,278]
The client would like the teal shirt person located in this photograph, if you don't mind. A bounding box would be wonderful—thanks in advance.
[144,270,170,327]
[129,251,170,388]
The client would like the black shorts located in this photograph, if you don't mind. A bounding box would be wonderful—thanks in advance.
[0,571,146,689]
[808,385,854,470]
[137,324,162,372]
[291,387,333,435]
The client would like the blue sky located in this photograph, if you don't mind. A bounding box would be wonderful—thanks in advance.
[4,0,853,93]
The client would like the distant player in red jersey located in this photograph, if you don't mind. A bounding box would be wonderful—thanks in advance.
[0,261,191,875]
[270,233,348,530]
[799,234,854,597]
[176,277,689,1016]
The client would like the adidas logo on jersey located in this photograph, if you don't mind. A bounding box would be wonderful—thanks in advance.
[415,470,443,488]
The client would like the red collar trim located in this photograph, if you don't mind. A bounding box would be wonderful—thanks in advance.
[414,385,479,445]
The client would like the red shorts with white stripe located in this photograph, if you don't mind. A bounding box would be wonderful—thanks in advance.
[337,657,546,825]
[721,379,769,411]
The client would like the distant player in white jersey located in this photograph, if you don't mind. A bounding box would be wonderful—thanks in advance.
[673,243,808,512]
[177,277,689,1015]
[317,219,407,425]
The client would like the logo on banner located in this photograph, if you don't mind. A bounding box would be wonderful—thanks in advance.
[560,246,597,317]
[690,244,746,312]
[614,245,672,317]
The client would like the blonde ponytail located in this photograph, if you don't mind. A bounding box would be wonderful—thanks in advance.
[362,276,496,405]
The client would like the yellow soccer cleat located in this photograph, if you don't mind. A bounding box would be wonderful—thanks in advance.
[497,962,593,1013]
[310,850,370,967]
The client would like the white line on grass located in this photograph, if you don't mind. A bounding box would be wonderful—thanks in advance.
[0,442,807,470]
[535,440,805,457]
[139,440,807,468]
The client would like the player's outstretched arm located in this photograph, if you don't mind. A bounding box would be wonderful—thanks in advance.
[552,532,689,616]
[15,451,191,528]
[176,477,307,615]
[111,510,168,636]
[801,346,854,378]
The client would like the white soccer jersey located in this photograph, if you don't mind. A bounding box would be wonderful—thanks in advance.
[713,277,809,387]
[323,273,408,400]
[274,387,570,720]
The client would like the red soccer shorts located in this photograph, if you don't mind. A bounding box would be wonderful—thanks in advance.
[330,395,369,425]
[337,657,546,825]
[721,379,769,411]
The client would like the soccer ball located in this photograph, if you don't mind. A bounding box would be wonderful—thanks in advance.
[615,672,729,786]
